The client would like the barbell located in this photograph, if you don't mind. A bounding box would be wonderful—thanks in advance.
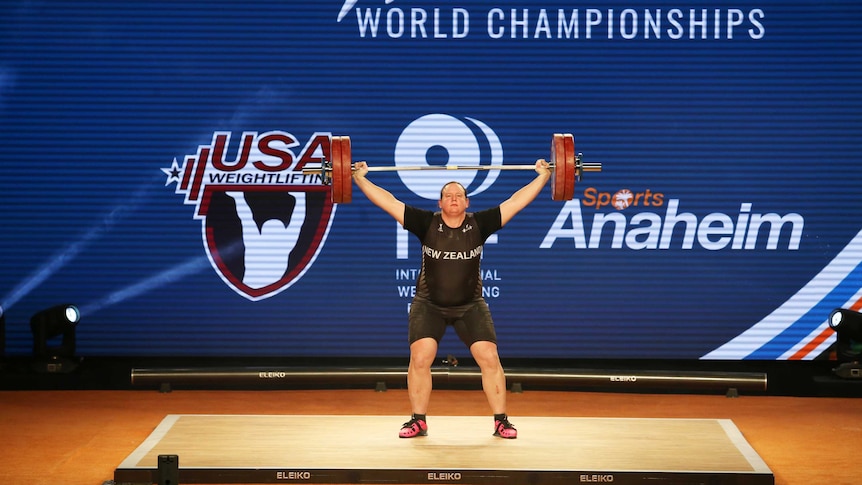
[302,133,602,204]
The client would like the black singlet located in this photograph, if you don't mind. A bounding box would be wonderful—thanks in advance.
[403,205,502,307]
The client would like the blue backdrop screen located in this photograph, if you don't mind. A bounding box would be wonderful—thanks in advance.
[1,1,860,360]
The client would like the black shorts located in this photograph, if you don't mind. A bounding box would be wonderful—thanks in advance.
[408,298,496,346]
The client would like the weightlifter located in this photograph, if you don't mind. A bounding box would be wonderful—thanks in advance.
[352,159,551,439]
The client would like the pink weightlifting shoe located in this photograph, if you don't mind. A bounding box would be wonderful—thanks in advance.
[493,416,517,439]
[399,416,428,438]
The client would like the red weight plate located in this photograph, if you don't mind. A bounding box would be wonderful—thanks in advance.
[340,136,353,204]
[563,133,576,201]
[551,133,567,201]
[330,136,343,204]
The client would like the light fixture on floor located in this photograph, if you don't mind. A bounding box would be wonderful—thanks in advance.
[828,308,862,379]
[30,303,81,373]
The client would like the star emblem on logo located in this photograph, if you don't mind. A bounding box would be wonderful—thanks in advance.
[161,158,183,186]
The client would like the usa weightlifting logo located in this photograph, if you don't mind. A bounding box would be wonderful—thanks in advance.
[162,131,334,301]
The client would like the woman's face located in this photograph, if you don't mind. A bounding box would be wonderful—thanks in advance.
[438,182,469,216]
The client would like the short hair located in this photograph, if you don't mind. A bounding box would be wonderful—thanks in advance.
[439,181,467,200]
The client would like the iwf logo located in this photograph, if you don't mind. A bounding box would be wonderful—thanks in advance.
[162,131,334,301]
[394,113,503,200]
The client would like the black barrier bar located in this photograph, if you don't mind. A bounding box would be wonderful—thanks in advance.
[131,366,767,393]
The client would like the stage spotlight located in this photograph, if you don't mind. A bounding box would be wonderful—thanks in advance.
[828,308,862,379]
[829,308,862,340]
[29,304,81,373]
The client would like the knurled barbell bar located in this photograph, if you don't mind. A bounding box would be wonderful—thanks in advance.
[303,133,602,204]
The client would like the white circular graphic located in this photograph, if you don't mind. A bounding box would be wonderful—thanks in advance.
[464,117,502,197]
[394,114,503,200]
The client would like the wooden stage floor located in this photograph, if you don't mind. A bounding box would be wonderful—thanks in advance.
[114,414,773,485]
